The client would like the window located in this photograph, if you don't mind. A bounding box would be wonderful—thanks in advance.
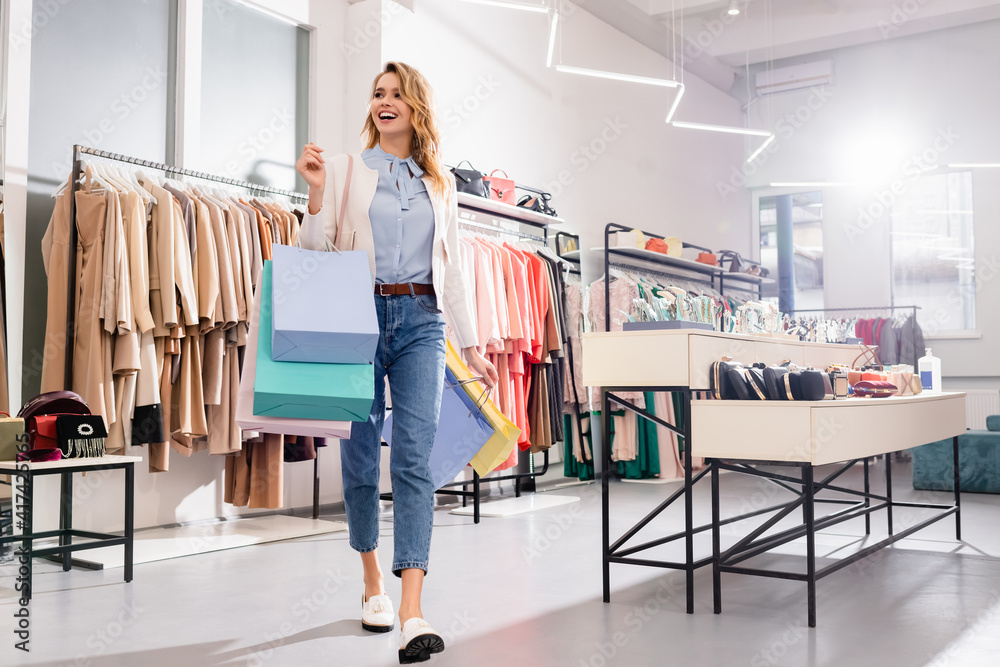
[758,192,825,311]
[200,0,309,191]
[891,171,975,332]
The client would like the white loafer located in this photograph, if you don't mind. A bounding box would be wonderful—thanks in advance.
[361,594,395,633]
[398,617,445,664]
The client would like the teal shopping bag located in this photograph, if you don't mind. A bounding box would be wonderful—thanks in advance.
[253,261,375,422]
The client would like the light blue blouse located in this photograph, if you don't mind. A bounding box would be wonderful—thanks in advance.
[363,144,434,286]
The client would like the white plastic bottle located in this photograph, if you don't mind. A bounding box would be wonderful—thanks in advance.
[918,348,942,393]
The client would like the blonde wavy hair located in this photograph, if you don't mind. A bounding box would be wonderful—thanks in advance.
[362,62,451,199]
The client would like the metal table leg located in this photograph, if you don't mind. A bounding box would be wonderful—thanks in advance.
[602,391,612,603]
[59,472,73,571]
[683,391,694,614]
[473,471,481,525]
[863,458,870,536]
[804,464,816,628]
[24,470,33,601]
[953,435,961,540]
[885,454,894,536]
[711,458,721,614]
[124,463,135,583]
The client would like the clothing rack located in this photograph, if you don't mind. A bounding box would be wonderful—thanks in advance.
[555,232,581,276]
[60,146,332,520]
[786,306,921,318]
[458,217,545,243]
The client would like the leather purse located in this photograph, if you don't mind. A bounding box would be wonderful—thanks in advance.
[725,366,752,400]
[484,170,516,203]
[696,252,717,266]
[17,448,62,463]
[516,192,557,217]
[710,359,742,399]
[451,161,490,198]
[763,366,790,400]
[783,369,827,401]
[744,364,768,400]
[853,381,898,398]
[645,238,670,254]
[29,414,107,458]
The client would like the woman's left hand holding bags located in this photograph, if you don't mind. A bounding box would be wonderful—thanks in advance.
[462,347,498,388]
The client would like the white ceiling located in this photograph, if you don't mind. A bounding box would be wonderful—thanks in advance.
[591,0,1000,92]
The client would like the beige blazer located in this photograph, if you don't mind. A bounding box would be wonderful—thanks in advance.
[299,153,477,349]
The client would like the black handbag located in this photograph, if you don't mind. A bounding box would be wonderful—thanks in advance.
[516,192,558,217]
[710,359,743,399]
[745,364,768,400]
[451,161,490,198]
[763,366,790,400]
[783,369,827,401]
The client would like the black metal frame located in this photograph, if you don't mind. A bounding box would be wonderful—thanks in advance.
[602,223,769,321]
[710,438,961,627]
[0,459,136,599]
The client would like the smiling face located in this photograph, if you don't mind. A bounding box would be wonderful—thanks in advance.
[369,72,414,144]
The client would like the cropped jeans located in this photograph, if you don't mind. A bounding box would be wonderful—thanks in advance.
[340,291,446,576]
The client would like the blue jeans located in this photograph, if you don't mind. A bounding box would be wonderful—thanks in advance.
[341,292,446,576]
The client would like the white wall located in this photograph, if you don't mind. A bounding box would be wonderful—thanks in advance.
[378,0,749,281]
[740,19,1000,384]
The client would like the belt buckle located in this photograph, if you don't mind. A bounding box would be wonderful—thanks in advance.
[377,283,391,297]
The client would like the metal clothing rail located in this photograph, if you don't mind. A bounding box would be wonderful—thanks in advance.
[458,217,545,242]
[786,305,920,318]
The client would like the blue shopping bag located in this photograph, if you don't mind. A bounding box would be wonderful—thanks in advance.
[254,261,375,422]
[270,244,379,364]
[382,367,495,490]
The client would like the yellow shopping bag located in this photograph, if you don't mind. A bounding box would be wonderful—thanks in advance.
[445,341,521,476]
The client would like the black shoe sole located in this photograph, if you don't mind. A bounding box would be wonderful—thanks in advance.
[398,633,445,664]
[362,621,394,633]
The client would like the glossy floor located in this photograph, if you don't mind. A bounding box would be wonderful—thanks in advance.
[2,460,999,667]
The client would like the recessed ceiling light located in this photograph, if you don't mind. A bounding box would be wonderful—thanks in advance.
[728,0,741,16]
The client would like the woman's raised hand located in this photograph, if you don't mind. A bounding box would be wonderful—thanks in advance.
[297,142,326,214]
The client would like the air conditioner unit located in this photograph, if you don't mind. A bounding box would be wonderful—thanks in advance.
[755,60,833,95]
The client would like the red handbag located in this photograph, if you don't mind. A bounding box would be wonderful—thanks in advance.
[645,238,670,254]
[484,170,516,204]
[29,414,108,458]
[853,381,897,398]
[696,252,718,266]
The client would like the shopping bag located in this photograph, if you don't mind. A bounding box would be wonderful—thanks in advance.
[270,244,378,364]
[382,365,494,491]
[236,267,354,439]
[484,170,516,204]
[0,413,25,462]
[253,261,375,422]
[444,341,520,476]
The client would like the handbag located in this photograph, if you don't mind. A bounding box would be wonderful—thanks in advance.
[725,366,752,400]
[516,192,558,217]
[451,160,490,198]
[29,414,107,458]
[745,364,768,400]
[696,252,718,266]
[645,238,670,254]
[710,358,743,400]
[484,170,516,203]
[853,380,897,398]
[0,412,25,462]
[763,366,790,400]
[783,369,827,401]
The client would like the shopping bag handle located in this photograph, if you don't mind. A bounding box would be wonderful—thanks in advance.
[448,377,493,412]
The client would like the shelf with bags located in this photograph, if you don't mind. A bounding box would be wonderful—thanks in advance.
[592,245,775,285]
[456,191,565,228]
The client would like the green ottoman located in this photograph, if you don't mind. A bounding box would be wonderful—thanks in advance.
[911,431,1000,494]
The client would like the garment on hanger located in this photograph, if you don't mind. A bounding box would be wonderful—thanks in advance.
[40,160,308,509]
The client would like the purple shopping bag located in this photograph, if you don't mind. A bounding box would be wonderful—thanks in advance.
[382,367,494,490]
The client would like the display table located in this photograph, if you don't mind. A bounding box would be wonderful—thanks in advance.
[582,329,965,626]
[0,455,140,599]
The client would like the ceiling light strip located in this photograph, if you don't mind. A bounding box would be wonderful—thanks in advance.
[455,0,549,13]
[546,12,559,68]
[746,135,776,163]
[663,83,685,123]
[555,65,680,88]
[671,120,771,137]
[769,182,854,187]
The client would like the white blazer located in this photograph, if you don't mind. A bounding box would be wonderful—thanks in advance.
[299,152,477,350]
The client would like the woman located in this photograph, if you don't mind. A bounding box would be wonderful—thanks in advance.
[296,62,497,664]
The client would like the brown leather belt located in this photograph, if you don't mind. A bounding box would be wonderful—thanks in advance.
[375,283,435,297]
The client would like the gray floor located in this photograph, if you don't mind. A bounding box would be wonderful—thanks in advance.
[2,460,1000,667]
